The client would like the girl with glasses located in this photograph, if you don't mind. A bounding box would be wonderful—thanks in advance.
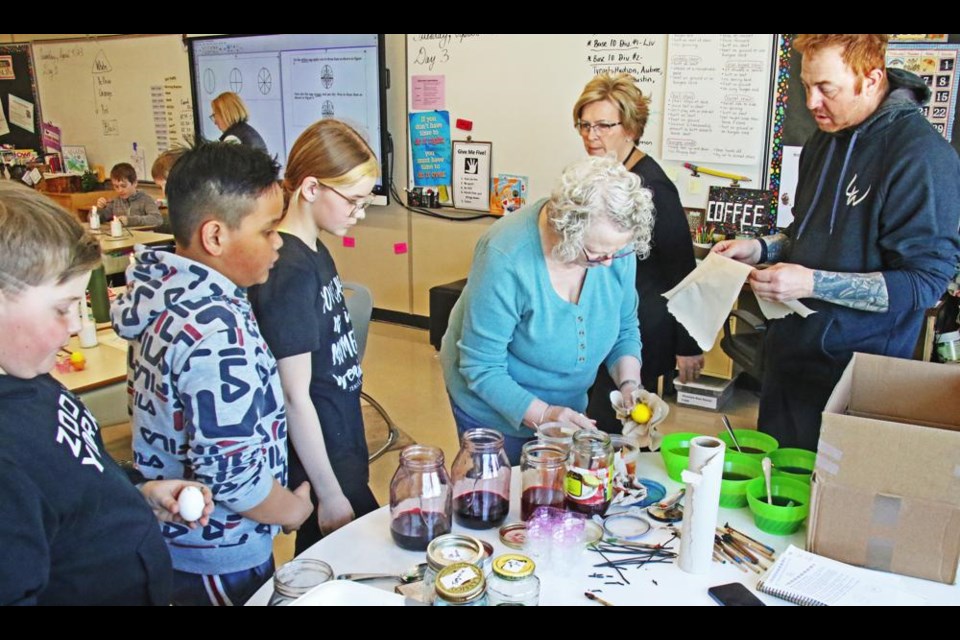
[441,155,654,465]
[574,73,705,434]
[248,120,379,555]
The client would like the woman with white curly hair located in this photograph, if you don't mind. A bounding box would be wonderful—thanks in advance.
[440,155,655,464]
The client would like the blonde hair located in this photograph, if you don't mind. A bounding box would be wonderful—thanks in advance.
[151,147,186,181]
[794,34,889,91]
[548,155,655,263]
[573,73,651,141]
[211,92,249,129]
[283,119,380,207]
[0,181,101,295]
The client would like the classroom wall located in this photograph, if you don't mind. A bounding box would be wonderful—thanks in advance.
[13,33,486,318]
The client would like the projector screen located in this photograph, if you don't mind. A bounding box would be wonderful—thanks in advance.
[187,34,389,204]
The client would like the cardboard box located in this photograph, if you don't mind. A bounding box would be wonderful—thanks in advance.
[808,353,960,584]
[674,375,734,411]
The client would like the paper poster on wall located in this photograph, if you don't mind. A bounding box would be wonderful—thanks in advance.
[411,75,445,110]
[490,173,528,216]
[7,94,35,133]
[452,140,491,211]
[706,186,775,237]
[0,103,9,137]
[776,145,802,228]
[409,110,451,187]
[888,43,959,141]
[0,55,14,80]
[662,34,774,165]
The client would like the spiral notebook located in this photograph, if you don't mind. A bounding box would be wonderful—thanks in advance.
[757,545,924,606]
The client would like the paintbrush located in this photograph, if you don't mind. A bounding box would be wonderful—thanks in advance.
[584,591,615,606]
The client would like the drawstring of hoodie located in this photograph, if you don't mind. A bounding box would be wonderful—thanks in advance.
[795,131,860,239]
[796,138,836,240]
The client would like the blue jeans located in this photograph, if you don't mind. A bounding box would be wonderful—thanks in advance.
[172,557,274,606]
[449,398,534,466]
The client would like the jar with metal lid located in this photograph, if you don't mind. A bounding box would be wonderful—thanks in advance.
[487,553,540,606]
[267,558,333,606]
[451,428,511,529]
[389,445,452,551]
[433,562,487,606]
[520,441,568,521]
[564,430,613,517]
[423,533,485,604]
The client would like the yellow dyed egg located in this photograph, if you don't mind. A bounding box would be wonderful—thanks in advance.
[630,403,652,424]
[69,352,86,371]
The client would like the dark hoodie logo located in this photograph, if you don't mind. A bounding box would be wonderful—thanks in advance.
[845,174,871,207]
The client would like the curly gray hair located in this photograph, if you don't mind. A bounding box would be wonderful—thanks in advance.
[547,155,655,263]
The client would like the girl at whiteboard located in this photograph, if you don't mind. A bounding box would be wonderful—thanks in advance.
[248,120,379,555]
[576,74,704,433]
[210,92,268,153]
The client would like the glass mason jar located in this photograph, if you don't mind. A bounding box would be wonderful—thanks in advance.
[433,562,488,606]
[564,430,614,517]
[520,441,568,521]
[423,533,485,604]
[267,558,333,606]
[451,428,511,529]
[536,421,580,453]
[487,554,540,606]
[389,445,452,551]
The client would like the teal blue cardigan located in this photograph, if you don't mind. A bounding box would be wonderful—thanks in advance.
[440,200,642,439]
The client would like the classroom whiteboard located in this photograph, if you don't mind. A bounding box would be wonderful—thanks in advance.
[34,34,194,181]
[406,34,776,209]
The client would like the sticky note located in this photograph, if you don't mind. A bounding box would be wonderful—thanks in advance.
[393,242,408,255]
[343,236,356,248]
[688,178,702,195]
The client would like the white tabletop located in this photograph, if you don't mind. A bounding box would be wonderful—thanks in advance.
[248,453,959,606]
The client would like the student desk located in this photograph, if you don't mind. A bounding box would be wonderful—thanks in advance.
[97,229,174,253]
[51,326,129,427]
[247,453,960,606]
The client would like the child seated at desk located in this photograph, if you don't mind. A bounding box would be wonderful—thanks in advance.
[149,148,185,234]
[0,181,213,605]
[111,142,312,606]
[96,162,162,227]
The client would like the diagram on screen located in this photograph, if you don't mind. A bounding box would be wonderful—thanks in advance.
[321,65,334,89]
[203,69,216,94]
[230,68,243,93]
[258,68,272,95]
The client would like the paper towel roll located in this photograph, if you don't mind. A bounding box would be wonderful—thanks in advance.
[678,435,725,574]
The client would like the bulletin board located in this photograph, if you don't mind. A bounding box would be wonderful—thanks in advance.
[0,43,43,152]
[405,34,778,210]
[33,34,195,181]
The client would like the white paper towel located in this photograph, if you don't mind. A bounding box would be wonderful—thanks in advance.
[679,436,726,574]
[662,253,814,351]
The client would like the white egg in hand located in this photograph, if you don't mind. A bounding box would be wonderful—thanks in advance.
[178,486,205,523]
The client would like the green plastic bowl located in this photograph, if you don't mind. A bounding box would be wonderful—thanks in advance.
[745,476,811,535]
[770,448,816,484]
[717,429,779,460]
[719,452,763,509]
[659,432,701,482]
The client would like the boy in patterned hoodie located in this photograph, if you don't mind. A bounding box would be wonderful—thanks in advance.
[111,142,312,606]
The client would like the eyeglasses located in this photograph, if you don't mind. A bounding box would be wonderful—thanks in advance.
[576,120,622,136]
[208,114,216,122]
[327,184,375,217]
[581,245,635,266]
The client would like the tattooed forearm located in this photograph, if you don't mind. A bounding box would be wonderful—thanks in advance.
[812,270,889,312]
[764,234,790,263]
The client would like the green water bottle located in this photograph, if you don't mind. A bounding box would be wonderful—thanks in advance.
[88,265,110,323]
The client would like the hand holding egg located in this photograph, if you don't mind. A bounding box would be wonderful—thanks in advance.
[177,486,205,522]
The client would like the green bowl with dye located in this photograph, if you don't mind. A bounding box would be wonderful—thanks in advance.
[745,476,810,535]
[719,452,763,509]
[770,448,816,484]
[717,429,779,460]
[659,432,701,482]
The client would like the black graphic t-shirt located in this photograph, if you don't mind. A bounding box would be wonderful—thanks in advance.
[249,233,373,514]
[0,374,172,605]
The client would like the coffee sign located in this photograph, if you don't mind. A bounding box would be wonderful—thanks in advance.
[706,187,775,237]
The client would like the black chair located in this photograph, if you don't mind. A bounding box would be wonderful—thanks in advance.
[720,309,767,385]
